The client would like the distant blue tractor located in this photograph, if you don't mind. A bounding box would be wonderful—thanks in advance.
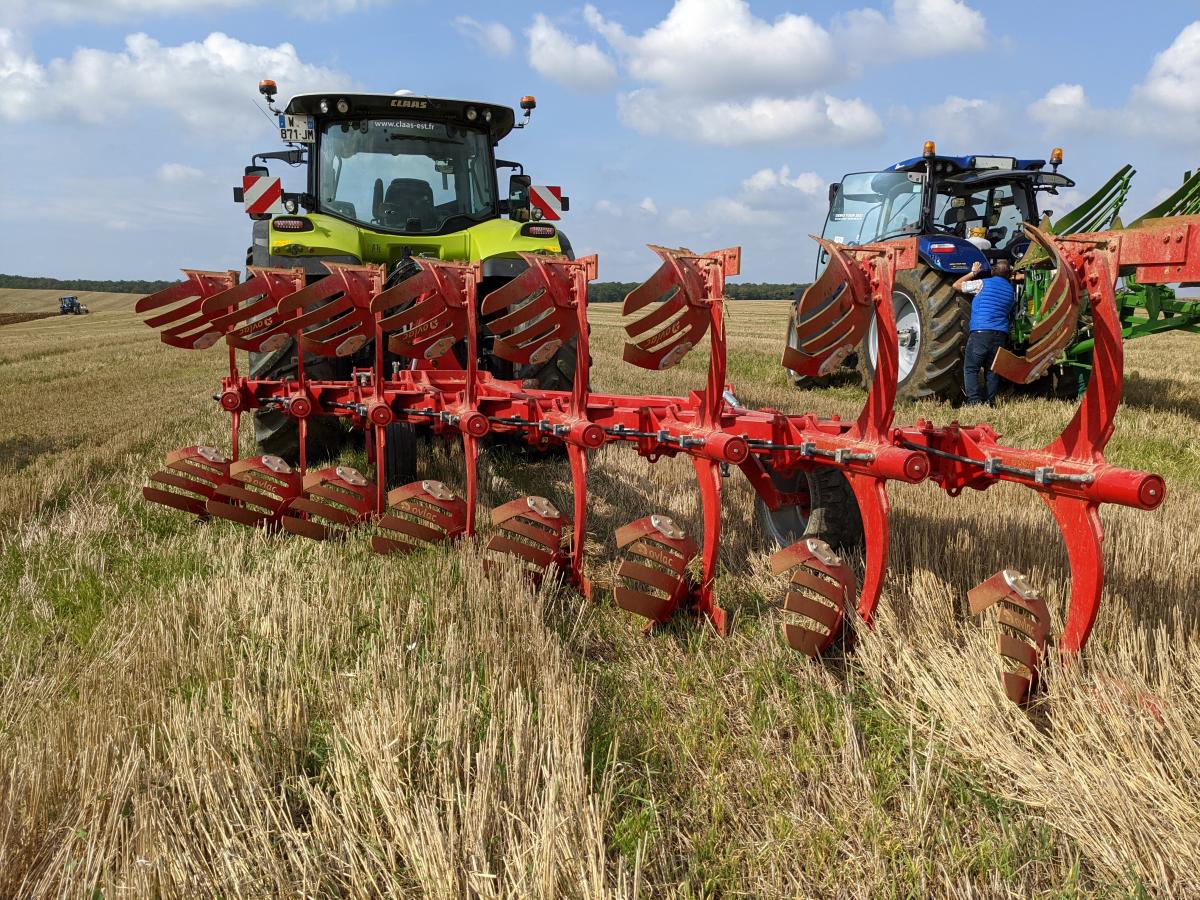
[791,143,1074,401]
[59,295,89,315]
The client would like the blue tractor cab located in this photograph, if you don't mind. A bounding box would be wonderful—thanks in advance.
[797,143,1074,400]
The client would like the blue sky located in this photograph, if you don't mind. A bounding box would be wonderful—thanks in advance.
[2,0,1199,283]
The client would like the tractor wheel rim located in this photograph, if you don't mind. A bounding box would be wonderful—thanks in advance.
[867,289,921,384]
[756,468,812,547]
[759,502,809,546]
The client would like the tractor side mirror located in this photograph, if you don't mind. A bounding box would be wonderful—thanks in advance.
[827,182,839,206]
[245,165,269,178]
[508,173,532,222]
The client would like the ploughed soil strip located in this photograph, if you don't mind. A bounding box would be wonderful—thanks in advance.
[0,313,57,328]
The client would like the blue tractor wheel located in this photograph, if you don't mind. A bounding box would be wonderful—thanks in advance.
[857,261,967,402]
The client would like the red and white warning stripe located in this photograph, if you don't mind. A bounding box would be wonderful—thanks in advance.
[243,175,284,217]
[529,185,563,221]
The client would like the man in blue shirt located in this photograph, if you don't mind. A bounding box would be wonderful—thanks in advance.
[953,259,1021,405]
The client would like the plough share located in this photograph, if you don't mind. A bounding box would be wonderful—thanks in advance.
[137,217,1198,702]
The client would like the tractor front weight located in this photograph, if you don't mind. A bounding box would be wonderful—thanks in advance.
[136,219,1194,703]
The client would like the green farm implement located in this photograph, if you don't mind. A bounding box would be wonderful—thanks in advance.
[1018,166,1200,397]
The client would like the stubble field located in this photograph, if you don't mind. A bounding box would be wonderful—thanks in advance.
[1,287,1198,897]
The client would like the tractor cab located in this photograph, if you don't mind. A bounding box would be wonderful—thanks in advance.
[236,86,568,275]
[291,94,513,236]
[819,143,1074,278]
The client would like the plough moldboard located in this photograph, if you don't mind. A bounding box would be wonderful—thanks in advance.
[135,217,1199,703]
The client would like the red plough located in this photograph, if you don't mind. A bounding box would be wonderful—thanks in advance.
[137,217,1195,702]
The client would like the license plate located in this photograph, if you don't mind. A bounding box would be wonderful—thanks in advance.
[278,114,315,143]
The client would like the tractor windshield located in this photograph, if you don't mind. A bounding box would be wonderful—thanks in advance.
[317,119,497,234]
[821,171,925,248]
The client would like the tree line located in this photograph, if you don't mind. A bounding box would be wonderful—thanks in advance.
[588,281,808,302]
[0,273,809,302]
[0,273,176,294]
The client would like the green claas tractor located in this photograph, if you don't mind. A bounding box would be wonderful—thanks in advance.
[237,81,576,468]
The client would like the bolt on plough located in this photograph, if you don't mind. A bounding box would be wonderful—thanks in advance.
[136,216,1197,702]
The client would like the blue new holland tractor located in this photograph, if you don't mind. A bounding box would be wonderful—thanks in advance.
[791,141,1074,401]
[59,296,89,315]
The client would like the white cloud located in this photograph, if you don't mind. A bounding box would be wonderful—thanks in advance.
[585,0,985,97]
[584,0,834,97]
[922,95,1005,146]
[453,16,514,58]
[3,0,378,25]
[514,160,839,280]
[663,163,828,238]
[299,0,379,16]
[0,31,350,131]
[1028,83,1097,131]
[708,196,777,225]
[592,196,661,217]
[834,0,986,63]
[742,165,823,196]
[157,162,204,182]
[3,0,248,25]
[1039,189,1081,224]
[0,29,43,120]
[618,90,882,146]
[569,0,988,147]
[1029,22,1200,143]
[1130,21,1200,139]
[527,14,617,93]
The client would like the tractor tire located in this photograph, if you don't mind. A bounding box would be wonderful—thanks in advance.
[1048,352,1091,402]
[515,229,581,391]
[518,338,579,391]
[754,464,864,554]
[382,421,418,486]
[248,342,349,464]
[783,299,831,389]
[858,262,967,403]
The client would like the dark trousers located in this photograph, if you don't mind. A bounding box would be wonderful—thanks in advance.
[963,329,1006,405]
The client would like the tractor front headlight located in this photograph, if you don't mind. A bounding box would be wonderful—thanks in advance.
[319,98,330,114]
[336,98,350,114]
[465,106,478,122]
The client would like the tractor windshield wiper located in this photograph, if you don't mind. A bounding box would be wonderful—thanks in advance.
[873,226,921,243]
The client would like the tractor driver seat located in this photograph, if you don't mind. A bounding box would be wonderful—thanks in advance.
[375,178,436,229]
[942,203,982,231]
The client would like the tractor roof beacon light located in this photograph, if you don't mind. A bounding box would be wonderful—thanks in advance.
[1051,147,1064,171]
[259,79,281,115]
[923,140,937,158]
[516,95,536,129]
